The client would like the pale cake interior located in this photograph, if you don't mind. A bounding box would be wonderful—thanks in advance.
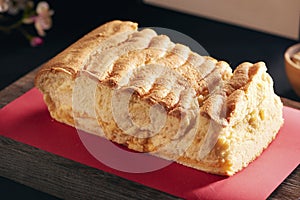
[35,20,283,176]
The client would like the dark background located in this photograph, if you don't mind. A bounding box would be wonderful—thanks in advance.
[0,0,299,199]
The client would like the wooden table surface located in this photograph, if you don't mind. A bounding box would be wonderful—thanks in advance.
[0,67,299,200]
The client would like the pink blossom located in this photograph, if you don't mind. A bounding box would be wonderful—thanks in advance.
[23,1,54,36]
[0,0,9,13]
[30,36,43,47]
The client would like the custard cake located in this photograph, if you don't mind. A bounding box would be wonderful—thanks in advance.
[35,20,283,176]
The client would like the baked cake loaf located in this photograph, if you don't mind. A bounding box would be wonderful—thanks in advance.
[35,20,283,176]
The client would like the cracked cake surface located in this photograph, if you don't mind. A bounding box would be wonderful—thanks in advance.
[35,20,283,176]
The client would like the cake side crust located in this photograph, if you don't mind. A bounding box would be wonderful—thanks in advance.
[35,20,284,176]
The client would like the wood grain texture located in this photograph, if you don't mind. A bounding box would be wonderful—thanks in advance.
[0,136,179,200]
[0,67,299,199]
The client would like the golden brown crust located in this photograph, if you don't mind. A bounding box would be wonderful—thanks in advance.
[200,62,267,126]
[36,20,232,117]
[35,20,283,176]
[35,20,138,87]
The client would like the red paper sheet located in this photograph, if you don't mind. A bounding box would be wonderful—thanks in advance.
[0,88,299,200]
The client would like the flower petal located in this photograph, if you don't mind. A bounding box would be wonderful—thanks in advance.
[0,0,9,13]
[30,36,43,47]
[36,1,49,15]
[35,21,46,36]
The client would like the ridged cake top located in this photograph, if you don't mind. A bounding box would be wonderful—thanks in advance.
[81,26,232,114]
[36,20,272,124]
